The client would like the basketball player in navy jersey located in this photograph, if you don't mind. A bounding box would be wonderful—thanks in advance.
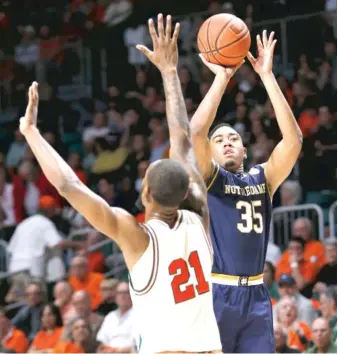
[190,31,303,353]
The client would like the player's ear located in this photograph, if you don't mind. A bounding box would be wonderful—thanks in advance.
[243,147,247,160]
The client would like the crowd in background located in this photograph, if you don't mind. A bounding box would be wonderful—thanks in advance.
[0,0,336,353]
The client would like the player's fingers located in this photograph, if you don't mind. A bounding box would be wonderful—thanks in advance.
[148,18,158,48]
[262,29,268,47]
[171,22,180,44]
[32,81,38,103]
[136,45,153,59]
[256,34,263,52]
[270,39,277,53]
[246,51,256,65]
[268,31,275,46]
[198,53,209,66]
[165,15,172,41]
[157,13,165,41]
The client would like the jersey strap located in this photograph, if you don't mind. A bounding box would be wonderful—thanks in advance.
[131,223,159,295]
[206,163,220,190]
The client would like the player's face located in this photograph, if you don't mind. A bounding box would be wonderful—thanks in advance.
[209,126,246,172]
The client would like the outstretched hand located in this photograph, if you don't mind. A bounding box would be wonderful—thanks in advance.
[20,81,39,135]
[199,54,244,82]
[247,30,277,76]
[136,13,180,74]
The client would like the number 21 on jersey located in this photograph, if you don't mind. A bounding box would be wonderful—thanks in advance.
[169,251,210,304]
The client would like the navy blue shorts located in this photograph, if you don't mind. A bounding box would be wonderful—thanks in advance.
[213,283,274,353]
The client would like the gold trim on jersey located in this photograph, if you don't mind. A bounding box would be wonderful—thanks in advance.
[211,273,263,281]
[207,163,220,190]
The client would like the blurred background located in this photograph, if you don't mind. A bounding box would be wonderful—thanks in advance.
[0,0,336,353]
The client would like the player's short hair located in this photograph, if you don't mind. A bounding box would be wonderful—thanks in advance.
[208,123,232,139]
[147,159,190,208]
[290,236,306,250]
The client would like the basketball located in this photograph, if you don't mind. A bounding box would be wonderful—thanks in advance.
[197,13,251,67]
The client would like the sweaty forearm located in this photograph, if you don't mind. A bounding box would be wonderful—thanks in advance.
[162,69,190,147]
[190,72,228,136]
[24,127,80,194]
[261,73,302,144]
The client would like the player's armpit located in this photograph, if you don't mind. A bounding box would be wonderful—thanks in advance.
[262,138,302,196]
[61,181,148,252]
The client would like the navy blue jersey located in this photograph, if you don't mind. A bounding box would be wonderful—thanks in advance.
[207,163,271,276]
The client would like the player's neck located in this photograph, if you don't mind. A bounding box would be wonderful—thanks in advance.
[145,205,178,228]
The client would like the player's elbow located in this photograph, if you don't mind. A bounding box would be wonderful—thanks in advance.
[58,178,82,197]
[190,120,209,138]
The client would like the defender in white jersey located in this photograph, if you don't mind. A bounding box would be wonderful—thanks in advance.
[130,210,220,353]
[20,13,221,354]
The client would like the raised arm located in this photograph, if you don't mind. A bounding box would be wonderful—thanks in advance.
[137,14,208,224]
[190,56,243,180]
[247,31,302,196]
[19,83,145,253]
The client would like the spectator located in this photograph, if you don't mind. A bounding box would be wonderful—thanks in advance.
[11,282,44,341]
[28,303,63,352]
[306,317,337,353]
[82,112,110,144]
[68,256,104,310]
[319,286,337,330]
[266,239,282,265]
[313,238,337,293]
[12,160,40,222]
[149,123,169,163]
[277,218,326,282]
[95,279,118,316]
[263,261,279,305]
[274,274,316,325]
[65,291,103,336]
[53,316,98,353]
[96,282,134,352]
[98,178,117,206]
[0,164,15,226]
[0,307,29,353]
[274,322,300,353]
[82,231,105,273]
[14,25,39,80]
[54,281,74,321]
[5,129,27,168]
[8,195,78,286]
[280,180,302,206]
[276,237,322,294]
[275,296,312,352]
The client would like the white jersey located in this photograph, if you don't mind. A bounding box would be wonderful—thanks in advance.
[129,209,222,353]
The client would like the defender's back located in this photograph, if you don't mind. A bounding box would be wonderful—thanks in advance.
[129,210,221,353]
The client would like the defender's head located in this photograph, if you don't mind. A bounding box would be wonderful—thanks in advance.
[141,159,190,209]
[208,123,247,172]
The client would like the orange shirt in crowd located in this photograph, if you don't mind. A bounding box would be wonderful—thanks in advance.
[298,112,318,138]
[53,341,84,353]
[87,252,105,273]
[30,327,63,351]
[3,328,29,353]
[69,272,104,309]
[287,321,312,352]
[275,256,322,284]
[277,240,326,276]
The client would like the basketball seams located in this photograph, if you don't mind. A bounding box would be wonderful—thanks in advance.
[216,30,250,58]
[214,17,235,51]
[206,17,224,66]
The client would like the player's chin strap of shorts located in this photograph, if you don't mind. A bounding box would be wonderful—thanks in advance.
[211,273,264,286]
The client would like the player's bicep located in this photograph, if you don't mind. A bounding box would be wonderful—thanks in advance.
[264,139,301,196]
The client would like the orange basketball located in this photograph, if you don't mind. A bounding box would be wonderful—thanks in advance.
[197,13,251,67]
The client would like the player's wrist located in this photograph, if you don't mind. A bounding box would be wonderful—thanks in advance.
[259,71,274,80]
[22,125,39,137]
[161,67,178,76]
